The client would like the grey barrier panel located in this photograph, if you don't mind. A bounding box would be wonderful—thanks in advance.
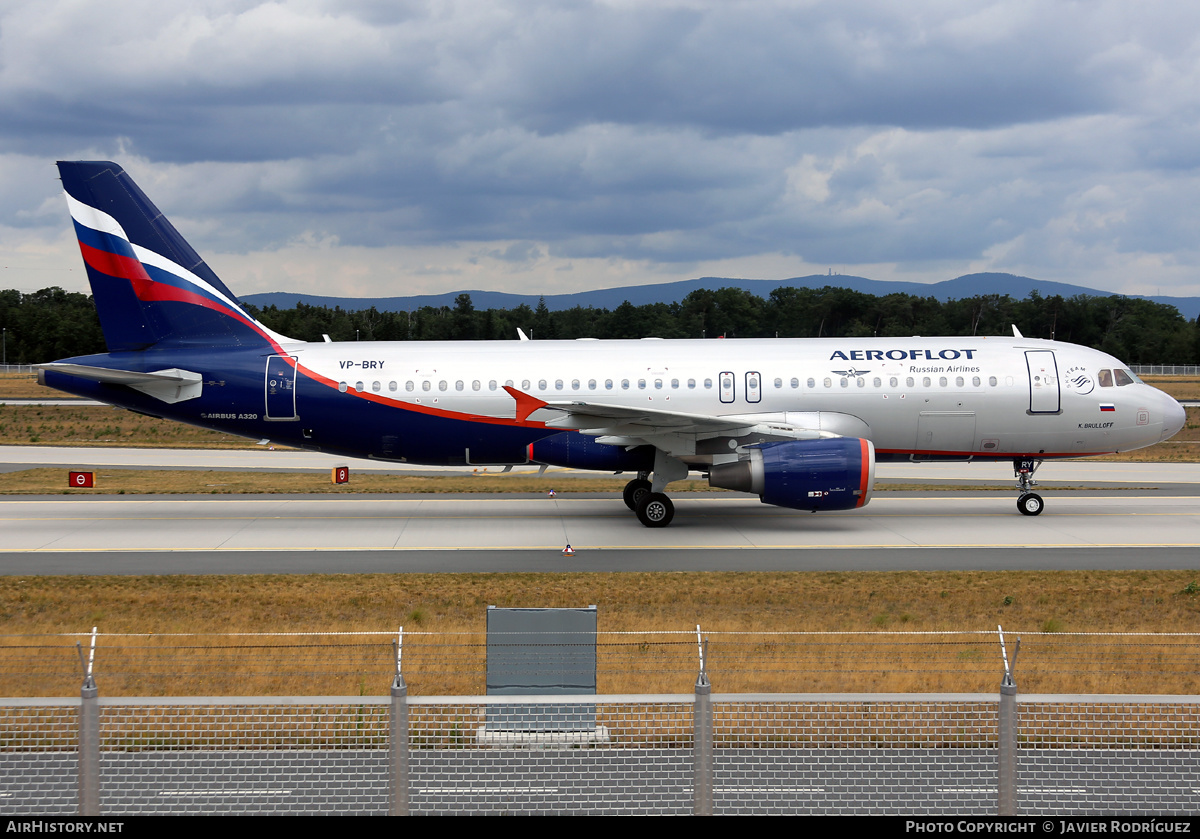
[485,606,597,731]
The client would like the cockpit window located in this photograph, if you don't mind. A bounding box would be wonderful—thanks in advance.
[1114,368,1135,386]
[1097,369,1113,387]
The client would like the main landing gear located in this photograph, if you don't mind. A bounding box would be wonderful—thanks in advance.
[1014,458,1044,516]
[623,454,688,528]
[622,473,675,527]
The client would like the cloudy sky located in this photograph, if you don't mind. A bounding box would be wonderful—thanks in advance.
[2,0,1199,301]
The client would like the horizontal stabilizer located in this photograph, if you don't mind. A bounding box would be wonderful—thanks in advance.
[37,363,203,404]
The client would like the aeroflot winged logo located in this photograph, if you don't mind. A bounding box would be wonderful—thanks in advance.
[829,349,978,361]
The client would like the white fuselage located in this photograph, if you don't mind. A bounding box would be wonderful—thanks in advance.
[280,334,1184,464]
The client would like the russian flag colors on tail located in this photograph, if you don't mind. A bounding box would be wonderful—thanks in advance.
[57,161,288,352]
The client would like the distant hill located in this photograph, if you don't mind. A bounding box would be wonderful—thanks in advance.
[243,272,1200,321]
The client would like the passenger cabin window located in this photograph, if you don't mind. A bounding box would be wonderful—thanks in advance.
[791,378,800,389]
[422,381,431,392]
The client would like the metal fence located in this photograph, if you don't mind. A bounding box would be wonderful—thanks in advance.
[3,691,1199,815]
[1131,365,1200,376]
[1,629,1198,816]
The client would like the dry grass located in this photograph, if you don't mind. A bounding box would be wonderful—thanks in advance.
[1146,376,1200,399]
[0,467,718,495]
[0,372,49,400]
[0,467,1129,495]
[1,571,1197,697]
[0,403,262,448]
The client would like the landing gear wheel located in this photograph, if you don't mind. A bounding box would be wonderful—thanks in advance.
[1017,493,1044,516]
[636,492,674,528]
[623,478,652,511]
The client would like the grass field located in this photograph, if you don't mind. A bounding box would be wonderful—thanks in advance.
[1,571,1198,697]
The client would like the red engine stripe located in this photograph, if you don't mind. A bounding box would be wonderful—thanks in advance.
[857,438,870,507]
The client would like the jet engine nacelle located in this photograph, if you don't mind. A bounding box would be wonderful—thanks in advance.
[529,432,657,472]
[708,437,875,512]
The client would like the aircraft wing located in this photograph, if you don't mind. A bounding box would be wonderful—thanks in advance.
[505,386,827,453]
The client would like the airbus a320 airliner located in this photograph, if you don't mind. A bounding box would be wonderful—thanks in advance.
[38,161,1187,527]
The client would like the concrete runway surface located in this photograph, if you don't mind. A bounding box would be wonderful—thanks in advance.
[1,489,1197,574]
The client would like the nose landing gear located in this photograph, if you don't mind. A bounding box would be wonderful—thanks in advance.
[1014,458,1044,516]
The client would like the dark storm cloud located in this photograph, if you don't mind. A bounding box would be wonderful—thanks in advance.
[1,0,1198,295]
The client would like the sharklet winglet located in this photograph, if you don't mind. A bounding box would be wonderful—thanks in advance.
[503,385,550,422]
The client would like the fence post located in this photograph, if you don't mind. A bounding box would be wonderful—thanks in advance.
[389,627,409,816]
[997,626,1020,816]
[77,628,99,816]
[693,627,713,816]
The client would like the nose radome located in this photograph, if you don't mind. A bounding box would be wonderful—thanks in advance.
[1161,393,1186,441]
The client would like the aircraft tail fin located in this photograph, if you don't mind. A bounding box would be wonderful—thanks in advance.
[57,161,289,352]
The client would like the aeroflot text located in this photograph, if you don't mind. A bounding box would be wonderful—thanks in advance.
[830,349,977,361]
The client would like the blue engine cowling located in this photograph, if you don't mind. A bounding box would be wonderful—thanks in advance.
[707,437,875,512]
[529,432,657,472]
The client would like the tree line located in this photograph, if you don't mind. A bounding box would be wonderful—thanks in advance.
[3,285,1198,364]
